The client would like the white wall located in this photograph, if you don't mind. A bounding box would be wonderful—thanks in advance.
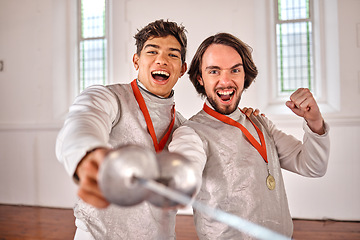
[0,0,78,207]
[0,0,359,221]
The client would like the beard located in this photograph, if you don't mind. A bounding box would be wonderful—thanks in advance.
[207,94,241,115]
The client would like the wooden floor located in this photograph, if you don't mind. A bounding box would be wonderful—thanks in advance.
[0,204,359,240]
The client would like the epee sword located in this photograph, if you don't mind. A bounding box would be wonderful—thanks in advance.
[98,145,290,240]
[137,176,290,240]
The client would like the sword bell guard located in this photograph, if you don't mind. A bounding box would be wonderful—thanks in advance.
[98,145,159,206]
[148,151,198,207]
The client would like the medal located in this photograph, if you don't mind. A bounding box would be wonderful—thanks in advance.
[266,167,275,190]
[266,172,276,190]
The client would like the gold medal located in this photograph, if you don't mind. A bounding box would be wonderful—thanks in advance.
[266,174,275,190]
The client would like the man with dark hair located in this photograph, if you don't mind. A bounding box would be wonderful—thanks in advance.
[168,33,330,239]
[56,19,188,239]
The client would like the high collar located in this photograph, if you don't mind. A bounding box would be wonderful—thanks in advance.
[136,79,174,99]
[204,99,243,121]
[135,80,175,108]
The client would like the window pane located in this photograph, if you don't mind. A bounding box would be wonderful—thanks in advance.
[80,39,107,90]
[81,0,106,38]
[79,0,107,92]
[278,0,310,21]
[277,21,313,92]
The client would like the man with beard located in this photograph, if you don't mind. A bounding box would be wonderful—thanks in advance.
[168,33,330,239]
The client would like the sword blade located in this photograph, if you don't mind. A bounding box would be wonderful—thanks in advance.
[137,177,290,240]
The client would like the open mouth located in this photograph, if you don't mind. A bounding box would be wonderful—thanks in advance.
[151,70,170,81]
[216,89,235,102]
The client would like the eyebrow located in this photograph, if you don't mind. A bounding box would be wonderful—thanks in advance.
[144,44,181,53]
[144,44,160,49]
[205,63,243,71]
[169,48,181,53]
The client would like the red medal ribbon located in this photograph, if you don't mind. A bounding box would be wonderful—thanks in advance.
[203,103,268,163]
[131,80,175,152]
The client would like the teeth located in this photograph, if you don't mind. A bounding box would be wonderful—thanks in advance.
[152,71,169,76]
[217,90,234,96]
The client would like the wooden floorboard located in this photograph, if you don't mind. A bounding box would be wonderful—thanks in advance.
[0,205,76,240]
[0,204,359,240]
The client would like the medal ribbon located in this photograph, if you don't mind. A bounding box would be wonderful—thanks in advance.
[203,103,268,163]
[131,80,175,153]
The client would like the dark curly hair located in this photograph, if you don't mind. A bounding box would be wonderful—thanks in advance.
[188,33,258,97]
[134,19,187,63]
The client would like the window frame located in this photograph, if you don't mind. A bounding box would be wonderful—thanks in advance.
[258,0,340,115]
[77,0,109,93]
[274,0,315,96]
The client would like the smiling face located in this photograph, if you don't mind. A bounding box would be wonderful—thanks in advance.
[198,44,245,115]
[133,35,187,98]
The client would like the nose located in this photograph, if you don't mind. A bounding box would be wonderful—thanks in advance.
[155,53,168,66]
[218,71,232,85]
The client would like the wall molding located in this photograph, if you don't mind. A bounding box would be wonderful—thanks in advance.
[0,123,63,132]
[259,115,360,128]
[0,117,359,132]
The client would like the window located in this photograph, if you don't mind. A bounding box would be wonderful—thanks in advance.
[275,0,314,96]
[78,0,108,92]
[258,0,339,114]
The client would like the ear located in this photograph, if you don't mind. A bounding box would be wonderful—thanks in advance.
[180,63,187,77]
[197,75,204,86]
[133,54,139,70]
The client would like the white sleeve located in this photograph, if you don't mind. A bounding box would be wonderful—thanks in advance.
[168,125,207,193]
[55,85,119,177]
[267,117,330,177]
